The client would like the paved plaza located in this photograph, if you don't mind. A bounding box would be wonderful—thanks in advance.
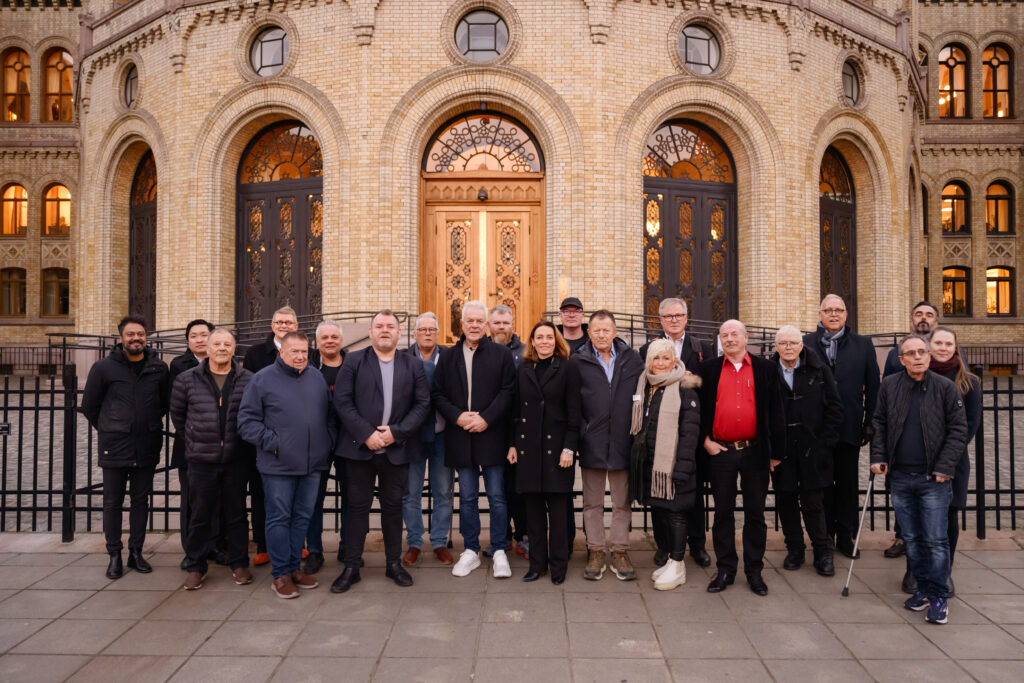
[0,529,1021,682]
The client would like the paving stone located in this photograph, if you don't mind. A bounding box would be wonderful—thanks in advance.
[104,620,220,656]
[393,567,486,593]
[0,619,50,653]
[562,573,642,593]
[0,565,59,589]
[667,658,773,682]
[829,622,945,659]
[230,585,328,620]
[641,589,732,624]
[3,553,83,567]
[995,568,1024,590]
[482,591,564,622]
[270,656,375,683]
[313,591,406,622]
[803,593,906,623]
[0,589,15,604]
[12,618,133,655]
[0,654,90,683]
[572,658,672,682]
[763,659,873,681]
[475,658,571,682]
[742,622,852,659]
[67,654,185,683]
[655,620,757,659]
[568,622,662,658]
[916,623,1024,659]
[30,565,114,591]
[720,586,819,622]
[147,588,247,620]
[105,568,195,591]
[948,568,1024,594]
[859,659,976,683]
[958,659,1024,682]
[476,621,568,658]
[195,621,301,656]
[167,655,279,683]
[0,589,92,618]
[1003,623,1024,642]
[372,657,473,682]
[960,594,1024,624]
[381,621,477,659]
[564,592,648,622]
[65,589,169,620]
[962,550,1024,569]
[290,620,392,658]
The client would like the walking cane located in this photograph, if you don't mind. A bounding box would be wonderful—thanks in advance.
[842,473,875,597]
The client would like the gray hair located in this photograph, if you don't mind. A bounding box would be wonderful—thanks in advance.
[774,325,803,344]
[316,319,342,337]
[489,304,514,320]
[819,294,846,310]
[415,312,439,328]
[658,298,688,316]
[899,334,930,354]
[208,328,236,342]
[644,338,677,374]
[462,300,488,319]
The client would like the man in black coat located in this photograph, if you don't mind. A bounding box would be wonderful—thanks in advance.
[802,294,880,559]
[170,329,254,590]
[556,297,589,354]
[772,326,845,577]
[433,300,517,579]
[330,311,430,593]
[698,319,785,596]
[81,314,170,580]
[639,297,714,568]
[572,310,644,581]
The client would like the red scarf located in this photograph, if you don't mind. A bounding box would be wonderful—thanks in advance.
[929,356,961,376]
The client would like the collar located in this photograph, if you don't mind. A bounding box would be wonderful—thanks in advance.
[779,358,800,373]
[722,352,751,368]
[274,354,305,376]
[273,338,282,351]
[593,345,617,361]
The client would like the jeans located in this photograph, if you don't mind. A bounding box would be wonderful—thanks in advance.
[261,471,321,578]
[457,464,508,553]
[891,470,952,599]
[102,465,156,554]
[403,436,454,549]
[306,459,347,554]
[184,460,249,574]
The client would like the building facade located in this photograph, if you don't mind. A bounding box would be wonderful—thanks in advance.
[0,0,1020,346]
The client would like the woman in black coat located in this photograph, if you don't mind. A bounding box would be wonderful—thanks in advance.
[507,321,580,584]
[628,339,702,591]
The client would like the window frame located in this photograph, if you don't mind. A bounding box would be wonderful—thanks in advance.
[1,184,28,237]
[922,185,929,236]
[982,44,1013,119]
[2,48,31,123]
[940,181,970,234]
[679,24,721,76]
[40,267,70,318]
[43,184,71,237]
[841,60,861,106]
[0,267,27,317]
[938,44,969,118]
[454,9,510,63]
[985,181,1014,235]
[942,266,972,317]
[44,47,74,123]
[249,26,289,77]
[986,266,1015,317]
[123,64,138,108]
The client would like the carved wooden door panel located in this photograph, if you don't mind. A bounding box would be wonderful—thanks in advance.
[818,147,857,330]
[129,151,157,329]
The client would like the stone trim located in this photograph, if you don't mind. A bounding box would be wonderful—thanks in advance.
[666,9,736,80]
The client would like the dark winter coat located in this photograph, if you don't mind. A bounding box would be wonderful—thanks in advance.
[169,360,253,465]
[237,356,333,476]
[697,353,786,464]
[81,345,170,469]
[557,324,589,355]
[505,335,525,367]
[639,334,713,373]
[803,325,880,446]
[511,357,581,493]
[870,370,968,479]
[242,333,320,373]
[770,350,845,492]
[933,368,982,508]
[334,347,430,466]
[169,351,201,468]
[571,338,644,471]
[432,335,516,469]
[634,375,702,511]
[883,347,902,378]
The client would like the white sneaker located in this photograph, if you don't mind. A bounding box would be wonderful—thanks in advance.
[651,564,669,581]
[492,549,512,578]
[452,549,481,577]
[653,559,686,591]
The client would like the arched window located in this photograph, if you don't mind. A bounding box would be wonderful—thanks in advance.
[986,267,1015,316]
[41,267,69,317]
[123,64,138,108]
[424,112,542,173]
[819,147,858,328]
[1,267,26,316]
[986,182,1014,234]
[43,184,71,236]
[2,49,30,122]
[2,184,28,236]
[938,45,968,118]
[643,121,733,182]
[239,122,322,183]
[130,151,158,330]
[983,44,1013,118]
[942,267,971,316]
[455,10,509,62]
[922,185,929,235]
[44,48,73,122]
[941,182,969,233]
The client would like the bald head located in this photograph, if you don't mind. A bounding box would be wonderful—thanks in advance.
[719,319,749,361]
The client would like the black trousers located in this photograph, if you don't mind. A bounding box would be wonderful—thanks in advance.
[651,507,688,562]
[344,454,408,568]
[948,506,961,559]
[505,462,528,542]
[102,465,156,554]
[177,465,192,549]
[824,442,861,543]
[524,492,569,579]
[184,461,249,573]
[709,446,770,577]
[654,482,707,554]
[246,459,267,552]
[776,487,831,553]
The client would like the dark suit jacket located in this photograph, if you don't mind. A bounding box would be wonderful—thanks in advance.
[432,336,516,469]
[406,344,447,444]
[802,325,880,446]
[697,353,786,464]
[639,334,713,373]
[333,347,430,465]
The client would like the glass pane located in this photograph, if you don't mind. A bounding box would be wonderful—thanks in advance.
[425,113,541,173]
[240,122,322,183]
[643,121,733,181]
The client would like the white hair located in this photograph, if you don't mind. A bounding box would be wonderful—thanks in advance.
[462,300,488,319]
[316,319,342,337]
[658,298,688,316]
[819,294,845,310]
[644,338,678,373]
[490,304,514,319]
[774,325,803,343]
[415,312,439,327]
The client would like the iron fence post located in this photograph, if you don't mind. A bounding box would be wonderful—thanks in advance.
[61,363,77,543]
[975,396,986,540]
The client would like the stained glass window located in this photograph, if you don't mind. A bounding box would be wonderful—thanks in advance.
[131,152,157,206]
[240,122,322,184]
[643,121,733,182]
[819,148,854,203]
[424,113,542,173]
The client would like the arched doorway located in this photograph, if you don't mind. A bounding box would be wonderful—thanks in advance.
[236,120,323,322]
[129,150,157,329]
[419,111,545,344]
[818,146,857,329]
[642,120,737,323]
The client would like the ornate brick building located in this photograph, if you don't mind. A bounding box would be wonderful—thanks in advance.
[1,0,1020,346]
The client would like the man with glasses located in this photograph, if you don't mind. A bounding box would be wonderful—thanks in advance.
[870,335,967,625]
[402,312,455,566]
[802,294,879,559]
[556,297,589,354]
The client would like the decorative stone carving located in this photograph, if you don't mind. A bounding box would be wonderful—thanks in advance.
[585,0,614,44]
[942,239,970,264]
[0,242,26,267]
[41,242,71,269]
[988,239,1016,263]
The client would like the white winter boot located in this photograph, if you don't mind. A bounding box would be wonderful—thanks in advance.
[653,559,687,590]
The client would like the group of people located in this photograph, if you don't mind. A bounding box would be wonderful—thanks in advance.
[81,295,978,623]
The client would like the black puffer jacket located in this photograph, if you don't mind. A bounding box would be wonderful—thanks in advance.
[870,370,968,479]
[169,351,200,468]
[169,360,253,465]
[81,345,170,468]
[633,374,702,511]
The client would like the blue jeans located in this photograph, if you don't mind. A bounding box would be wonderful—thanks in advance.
[457,464,508,553]
[403,436,454,549]
[306,459,347,554]
[891,470,953,599]
[261,471,321,578]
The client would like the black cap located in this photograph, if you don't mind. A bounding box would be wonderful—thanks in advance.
[559,297,583,310]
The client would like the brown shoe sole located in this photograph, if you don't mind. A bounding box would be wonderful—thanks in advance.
[183,574,206,591]
[233,572,253,585]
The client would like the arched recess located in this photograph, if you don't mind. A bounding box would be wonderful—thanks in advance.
[379,65,585,313]
[615,76,784,322]
[129,151,157,329]
[190,78,349,323]
[818,147,858,330]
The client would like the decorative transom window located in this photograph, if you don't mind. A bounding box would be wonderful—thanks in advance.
[423,113,542,173]
[455,10,509,62]
[123,64,138,108]
[678,25,720,75]
[642,121,733,183]
[819,148,854,203]
[842,60,860,106]
[131,152,157,206]
[240,122,322,184]
[250,27,289,77]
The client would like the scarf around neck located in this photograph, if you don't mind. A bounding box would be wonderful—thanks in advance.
[929,355,961,376]
[819,325,846,364]
[630,362,689,500]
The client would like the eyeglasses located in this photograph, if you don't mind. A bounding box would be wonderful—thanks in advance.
[776,341,801,348]
[661,314,686,321]
[821,308,846,315]
[416,328,439,334]
[560,309,583,315]
[900,349,930,358]
[272,320,297,327]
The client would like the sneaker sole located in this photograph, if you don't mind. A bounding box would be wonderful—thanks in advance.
[452,562,481,577]
[654,578,686,590]
[295,581,319,589]
[609,567,636,581]
[583,565,606,581]
[925,615,948,624]
[904,601,930,612]
[233,576,253,585]
[272,586,299,599]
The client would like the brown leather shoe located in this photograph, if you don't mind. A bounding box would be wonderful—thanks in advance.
[291,569,319,589]
[272,575,298,599]
[232,567,253,585]
[183,571,205,591]
[434,547,454,565]
[402,547,422,567]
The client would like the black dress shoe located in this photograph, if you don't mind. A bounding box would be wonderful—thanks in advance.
[385,562,414,587]
[653,549,668,567]
[783,549,804,571]
[330,567,361,593]
[106,553,123,580]
[127,549,152,573]
[901,569,917,595]
[179,557,188,571]
[522,570,547,582]
[813,551,835,577]
[836,537,860,559]
[690,547,712,567]
[551,575,565,585]
[884,538,906,558]
[304,551,325,575]
[747,573,769,596]
[706,571,735,593]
